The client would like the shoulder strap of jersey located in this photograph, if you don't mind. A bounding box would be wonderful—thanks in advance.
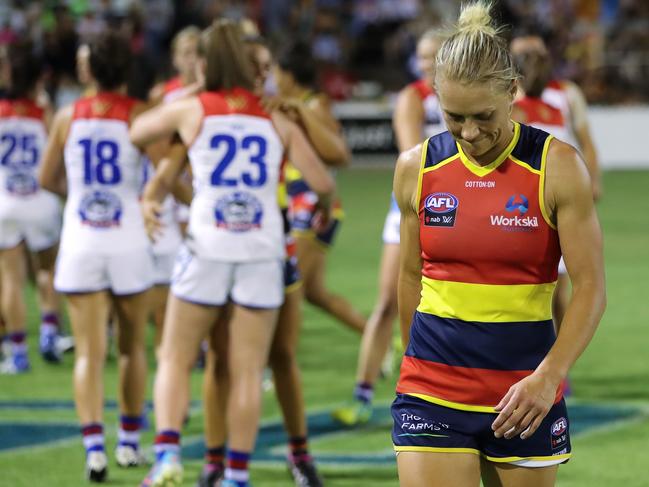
[423,132,458,169]
[0,98,44,120]
[510,123,552,172]
[73,92,136,123]
[200,88,270,119]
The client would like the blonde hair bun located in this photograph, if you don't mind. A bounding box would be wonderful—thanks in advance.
[457,2,497,36]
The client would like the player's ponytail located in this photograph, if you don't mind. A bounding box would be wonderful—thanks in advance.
[435,1,518,91]
[201,19,255,92]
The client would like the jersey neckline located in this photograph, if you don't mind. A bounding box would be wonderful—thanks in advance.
[456,121,520,177]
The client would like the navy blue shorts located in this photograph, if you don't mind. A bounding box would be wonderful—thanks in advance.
[284,255,301,290]
[391,394,571,466]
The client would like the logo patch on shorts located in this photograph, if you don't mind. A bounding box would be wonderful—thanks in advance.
[214,191,263,232]
[79,190,122,228]
[551,417,568,449]
[423,192,458,227]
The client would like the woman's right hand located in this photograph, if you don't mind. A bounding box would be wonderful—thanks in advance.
[142,198,163,242]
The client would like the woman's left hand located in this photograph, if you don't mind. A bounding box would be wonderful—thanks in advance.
[491,371,562,440]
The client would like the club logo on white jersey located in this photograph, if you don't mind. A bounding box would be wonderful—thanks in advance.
[423,192,458,227]
[79,190,122,228]
[214,191,263,232]
[6,170,38,196]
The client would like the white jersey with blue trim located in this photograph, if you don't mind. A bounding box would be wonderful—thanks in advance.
[187,89,284,262]
[0,99,60,220]
[61,93,150,254]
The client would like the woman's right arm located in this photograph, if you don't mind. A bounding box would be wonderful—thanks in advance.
[393,86,425,153]
[394,144,424,349]
[141,142,189,240]
[38,105,73,197]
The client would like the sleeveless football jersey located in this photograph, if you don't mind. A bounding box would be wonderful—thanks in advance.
[515,95,578,148]
[61,92,149,254]
[0,99,59,219]
[541,80,579,147]
[410,79,446,138]
[186,87,284,262]
[397,122,563,412]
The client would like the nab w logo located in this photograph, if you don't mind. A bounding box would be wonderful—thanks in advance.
[505,194,529,215]
[424,192,458,228]
[424,193,458,214]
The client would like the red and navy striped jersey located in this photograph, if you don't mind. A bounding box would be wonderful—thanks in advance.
[397,122,562,413]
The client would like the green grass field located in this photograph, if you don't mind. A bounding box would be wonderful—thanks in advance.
[1,167,648,486]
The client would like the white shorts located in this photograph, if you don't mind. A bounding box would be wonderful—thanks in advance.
[382,206,401,245]
[558,256,567,275]
[0,214,60,251]
[54,248,154,295]
[171,246,284,309]
[152,252,176,286]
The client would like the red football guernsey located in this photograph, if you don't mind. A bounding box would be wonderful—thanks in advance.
[397,122,563,412]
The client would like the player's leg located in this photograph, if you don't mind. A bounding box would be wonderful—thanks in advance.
[150,284,169,357]
[222,260,282,487]
[34,244,64,363]
[297,235,365,333]
[0,244,30,374]
[397,452,481,487]
[67,291,111,481]
[269,285,323,486]
[147,296,219,479]
[481,460,559,487]
[197,307,231,487]
[334,242,400,426]
[112,290,151,467]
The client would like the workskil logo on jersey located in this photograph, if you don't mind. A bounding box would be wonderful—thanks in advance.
[490,194,538,231]
[423,192,458,227]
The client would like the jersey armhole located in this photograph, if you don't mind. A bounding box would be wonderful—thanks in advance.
[414,137,430,214]
[539,135,557,230]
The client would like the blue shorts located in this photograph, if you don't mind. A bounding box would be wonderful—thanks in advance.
[392,394,571,467]
[284,254,301,291]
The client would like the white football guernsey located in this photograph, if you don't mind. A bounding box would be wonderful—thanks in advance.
[186,88,284,262]
[61,92,150,254]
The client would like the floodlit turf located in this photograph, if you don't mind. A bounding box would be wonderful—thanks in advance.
[0,168,648,486]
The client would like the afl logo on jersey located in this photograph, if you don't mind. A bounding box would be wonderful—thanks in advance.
[214,191,263,232]
[424,192,458,227]
[6,171,38,196]
[79,190,122,228]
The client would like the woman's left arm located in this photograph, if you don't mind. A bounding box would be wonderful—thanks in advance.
[492,140,606,440]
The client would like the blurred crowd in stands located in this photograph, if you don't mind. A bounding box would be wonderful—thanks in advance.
[1,0,648,106]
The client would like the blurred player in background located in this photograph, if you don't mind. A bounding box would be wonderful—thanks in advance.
[391,3,605,485]
[132,20,335,487]
[193,34,323,487]
[145,26,202,353]
[333,28,447,426]
[0,41,63,373]
[510,33,602,330]
[39,32,153,482]
[273,41,365,335]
